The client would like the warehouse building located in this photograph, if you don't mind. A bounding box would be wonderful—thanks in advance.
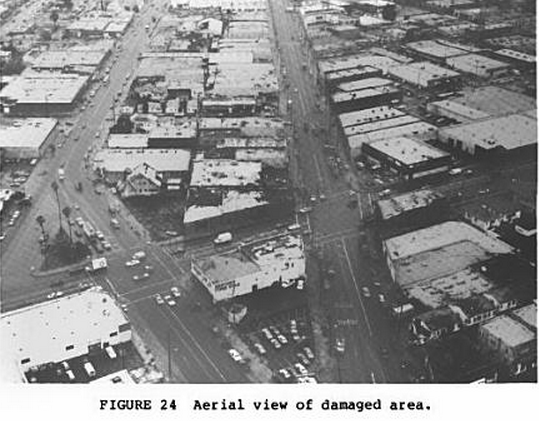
[383,220,514,288]
[377,189,447,229]
[190,159,261,188]
[347,120,437,158]
[362,136,451,180]
[94,148,192,184]
[0,72,89,115]
[192,233,305,302]
[0,287,132,383]
[427,86,536,123]
[479,303,537,378]
[438,112,537,156]
[404,39,482,64]
[331,77,401,113]
[324,65,382,90]
[0,118,57,159]
[446,54,511,78]
[388,61,461,91]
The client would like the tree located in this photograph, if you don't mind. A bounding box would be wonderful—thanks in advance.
[62,206,73,244]
[51,181,63,232]
[50,11,59,28]
[382,5,397,21]
[36,215,47,240]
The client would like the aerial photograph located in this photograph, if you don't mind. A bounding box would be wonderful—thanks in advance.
[0,0,536,385]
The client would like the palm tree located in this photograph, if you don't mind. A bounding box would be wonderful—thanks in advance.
[51,181,63,232]
[62,206,73,243]
[36,215,47,240]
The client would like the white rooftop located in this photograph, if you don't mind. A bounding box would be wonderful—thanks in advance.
[429,100,490,121]
[368,136,449,166]
[190,159,261,187]
[512,303,537,329]
[344,115,420,136]
[385,221,513,261]
[406,39,470,58]
[0,288,128,378]
[495,49,535,64]
[348,121,437,150]
[319,54,400,75]
[107,134,148,148]
[446,54,510,77]
[0,72,88,104]
[336,77,393,92]
[0,118,57,149]
[339,106,404,128]
[439,113,537,151]
[194,234,304,285]
[94,149,191,173]
[377,189,443,220]
[388,61,460,86]
[184,190,267,223]
[482,315,535,348]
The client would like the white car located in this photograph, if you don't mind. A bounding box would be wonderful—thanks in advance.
[278,368,291,380]
[254,343,267,355]
[261,328,273,340]
[171,287,181,298]
[125,259,140,267]
[155,294,164,305]
[362,287,371,298]
[294,363,308,376]
[228,349,243,363]
[270,338,282,349]
[303,347,314,360]
[164,295,176,306]
[296,279,305,290]
[277,334,288,345]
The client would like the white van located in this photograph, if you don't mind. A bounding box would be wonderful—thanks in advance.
[84,361,96,377]
[214,232,232,245]
[105,346,117,359]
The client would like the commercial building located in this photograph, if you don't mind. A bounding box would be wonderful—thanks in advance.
[387,61,461,91]
[324,65,382,90]
[0,118,57,158]
[446,54,511,78]
[377,188,447,226]
[0,72,89,115]
[383,221,514,288]
[347,120,437,158]
[190,159,261,188]
[331,78,401,113]
[405,39,482,63]
[107,134,149,149]
[184,190,268,225]
[479,303,537,378]
[427,86,536,122]
[29,44,112,73]
[191,233,305,302]
[363,136,451,180]
[438,112,537,156]
[94,149,191,184]
[0,287,132,383]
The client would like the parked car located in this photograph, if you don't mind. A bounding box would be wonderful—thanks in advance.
[254,343,267,355]
[155,294,164,305]
[362,287,371,298]
[164,295,176,306]
[228,349,244,364]
[171,287,181,298]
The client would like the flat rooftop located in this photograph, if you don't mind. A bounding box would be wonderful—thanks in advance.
[439,113,537,151]
[377,188,444,220]
[406,267,495,309]
[199,117,286,137]
[332,85,400,104]
[388,61,461,85]
[481,315,535,348]
[511,303,537,330]
[190,159,261,187]
[348,121,437,150]
[494,49,535,64]
[344,115,420,136]
[326,65,380,81]
[339,106,405,128]
[184,190,267,223]
[211,63,278,97]
[429,100,490,121]
[94,149,191,173]
[336,77,393,92]
[0,72,88,104]
[319,54,400,75]
[193,233,303,285]
[368,136,449,166]
[0,118,57,149]
[406,39,472,59]
[216,137,287,149]
[31,49,108,70]
[446,54,510,76]
[0,287,128,376]
[450,86,536,117]
[385,221,513,286]
[107,134,148,149]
